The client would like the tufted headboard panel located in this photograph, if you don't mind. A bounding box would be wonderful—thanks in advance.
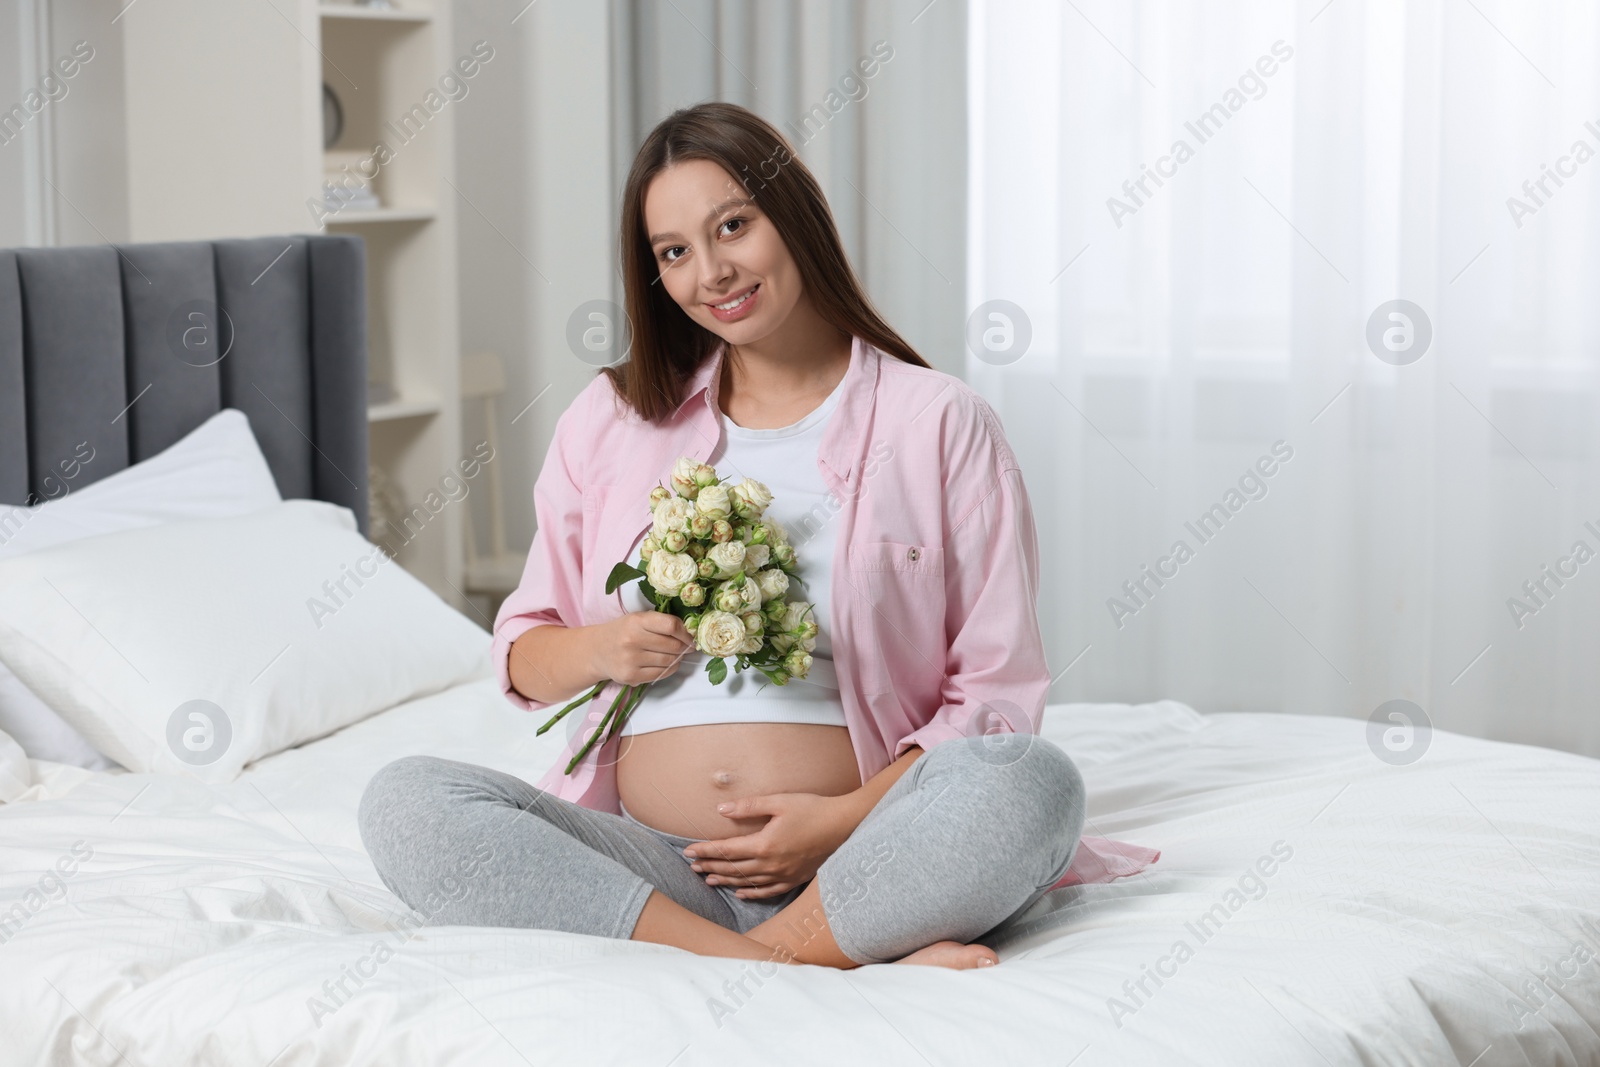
[0,233,369,535]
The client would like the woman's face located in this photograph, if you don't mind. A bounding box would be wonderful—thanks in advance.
[644,159,802,344]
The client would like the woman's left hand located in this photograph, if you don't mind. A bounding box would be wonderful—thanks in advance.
[683,792,858,900]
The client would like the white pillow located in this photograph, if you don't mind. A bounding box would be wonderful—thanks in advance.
[0,499,491,782]
[0,669,109,771]
[0,408,283,769]
[0,726,30,802]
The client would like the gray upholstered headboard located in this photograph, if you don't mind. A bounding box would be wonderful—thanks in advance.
[0,234,369,536]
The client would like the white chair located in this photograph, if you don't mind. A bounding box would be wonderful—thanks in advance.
[460,351,528,613]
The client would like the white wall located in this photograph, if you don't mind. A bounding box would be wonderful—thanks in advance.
[0,0,26,248]
[452,0,614,561]
[0,0,129,249]
[48,1,128,246]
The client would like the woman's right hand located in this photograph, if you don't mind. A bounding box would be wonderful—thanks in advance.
[591,611,697,686]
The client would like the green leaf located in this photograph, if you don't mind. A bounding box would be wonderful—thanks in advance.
[605,561,645,594]
[707,657,727,684]
[637,579,669,611]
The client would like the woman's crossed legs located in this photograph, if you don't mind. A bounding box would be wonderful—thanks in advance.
[357,732,1085,969]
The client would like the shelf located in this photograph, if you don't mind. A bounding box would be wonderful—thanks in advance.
[325,207,437,226]
[120,0,463,607]
[318,5,432,23]
[368,395,442,422]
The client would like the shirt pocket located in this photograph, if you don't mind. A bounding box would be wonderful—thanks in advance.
[846,540,945,577]
[844,540,947,654]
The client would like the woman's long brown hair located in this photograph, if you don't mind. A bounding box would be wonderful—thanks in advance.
[605,101,932,423]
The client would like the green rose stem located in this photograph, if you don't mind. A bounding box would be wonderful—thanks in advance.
[605,681,650,743]
[563,682,630,773]
[534,679,605,737]
[534,679,617,772]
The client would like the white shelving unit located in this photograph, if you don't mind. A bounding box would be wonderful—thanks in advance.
[329,208,439,224]
[121,0,465,609]
[318,5,435,22]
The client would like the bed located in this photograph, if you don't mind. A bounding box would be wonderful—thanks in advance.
[2,237,1598,1066]
[3,689,1598,1065]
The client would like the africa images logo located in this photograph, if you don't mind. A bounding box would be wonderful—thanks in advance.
[165,700,232,767]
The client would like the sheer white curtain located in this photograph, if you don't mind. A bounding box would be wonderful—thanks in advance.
[969,0,1600,756]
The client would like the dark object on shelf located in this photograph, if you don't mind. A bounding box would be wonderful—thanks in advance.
[322,83,344,150]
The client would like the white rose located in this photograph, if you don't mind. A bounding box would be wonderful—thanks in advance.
[652,496,694,538]
[730,477,774,518]
[736,575,764,609]
[707,539,746,577]
[695,482,732,520]
[783,648,812,678]
[764,519,790,547]
[742,543,770,570]
[712,582,745,612]
[696,610,748,658]
[737,633,763,654]
[780,600,814,631]
[646,550,698,597]
[797,615,818,651]
[671,456,700,497]
[755,567,789,601]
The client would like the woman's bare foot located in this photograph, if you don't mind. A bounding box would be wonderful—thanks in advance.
[892,940,999,969]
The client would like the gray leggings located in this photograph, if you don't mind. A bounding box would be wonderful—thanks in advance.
[357,732,1086,965]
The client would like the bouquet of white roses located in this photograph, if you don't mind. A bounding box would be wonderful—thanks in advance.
[536,456,819,773]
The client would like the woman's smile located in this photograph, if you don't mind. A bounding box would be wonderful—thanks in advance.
[705,282,761,322]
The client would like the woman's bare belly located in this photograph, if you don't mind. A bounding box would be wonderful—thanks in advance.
[615,722,862,840]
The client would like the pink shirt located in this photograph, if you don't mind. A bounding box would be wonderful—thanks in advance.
[491,334,1159,889]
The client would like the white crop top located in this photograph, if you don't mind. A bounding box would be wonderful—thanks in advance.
[619,374,848,736]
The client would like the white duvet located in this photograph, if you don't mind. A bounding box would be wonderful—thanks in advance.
[1,681,1597,1066]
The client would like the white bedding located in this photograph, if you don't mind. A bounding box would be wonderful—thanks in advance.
[2,683,1597,1066]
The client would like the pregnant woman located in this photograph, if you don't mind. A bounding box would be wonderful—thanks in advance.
[360,102,1117,970]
